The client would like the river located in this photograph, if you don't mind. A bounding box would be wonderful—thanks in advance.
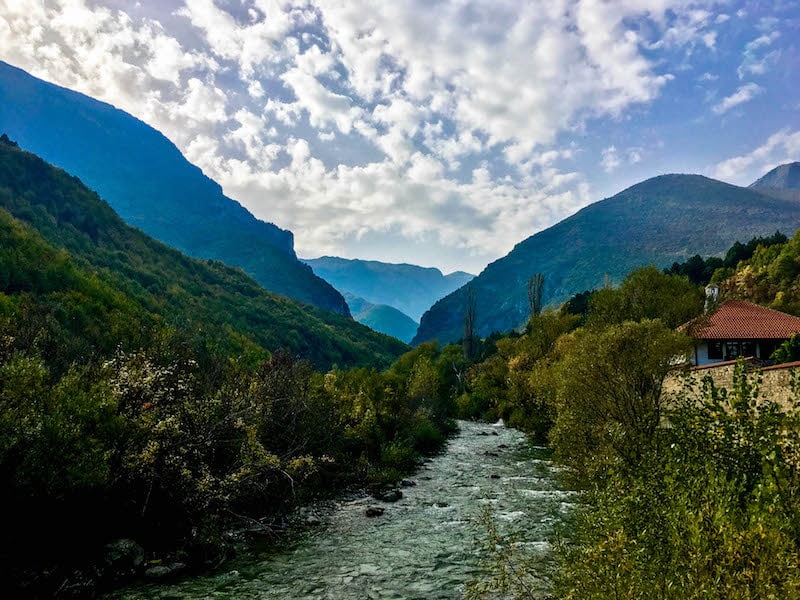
[114,420,573,600]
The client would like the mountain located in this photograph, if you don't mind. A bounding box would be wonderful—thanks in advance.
[749,161,800,203]
[344,293,419,343]
[414,174,800,345]
[303,256,474,321]
[0,61,348,315]
[0,136,407,370]
[750,162,800,190]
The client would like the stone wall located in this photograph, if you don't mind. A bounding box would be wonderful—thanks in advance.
[663,359,800,410]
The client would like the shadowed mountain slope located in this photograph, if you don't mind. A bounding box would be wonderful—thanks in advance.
[0,136,407,370]
[0,61,348,315]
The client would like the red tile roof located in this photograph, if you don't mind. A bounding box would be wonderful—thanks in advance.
[681,300,800,340]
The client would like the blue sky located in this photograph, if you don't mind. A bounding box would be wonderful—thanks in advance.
[0,0,798,274]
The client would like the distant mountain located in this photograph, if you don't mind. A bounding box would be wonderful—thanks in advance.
[304,256,474,321]
[0,61,348,315]
[750,162,800,190]
[749,162,800,203]
[414,174,800,345]
[344,293,419,343]
[0,136,407,370]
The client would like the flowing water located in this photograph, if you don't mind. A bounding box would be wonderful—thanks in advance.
[115,421,574,600]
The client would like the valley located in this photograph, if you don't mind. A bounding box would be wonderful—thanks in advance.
[2,4,800,597]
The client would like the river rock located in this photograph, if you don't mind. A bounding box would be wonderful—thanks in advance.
[380,489,403,502]
[144,562,186,579]
[305,515,322,527]
[491,431,499,436]
[497,444,508,449]
[400,478,416,487]
[365,506,384,517]
[490,474,501,479]
[103,538,144,574]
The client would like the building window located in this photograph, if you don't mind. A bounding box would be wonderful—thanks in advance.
[708,341,723,359]
[727,342,741,360]
[741,341,755,357]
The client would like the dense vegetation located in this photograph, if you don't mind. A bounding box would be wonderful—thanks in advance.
[0,138,406,371]
[719,228,800,316]
[415,173,800,345]
[460,247,800,597]
[664,230,787,285]
[0,61,349,314]
[0,139,476,596]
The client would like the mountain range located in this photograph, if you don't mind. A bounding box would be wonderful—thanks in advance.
[303,256,473,322]
[414,172,800,345]
[0,135,406,369]
[0,61,348,315]
[4,61,799,351]
[343,293,420,343]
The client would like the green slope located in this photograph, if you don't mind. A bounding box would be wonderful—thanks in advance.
[345,293,419,343]
[0,61,349,315]
[415,174,800,345]
[0,137,407,370]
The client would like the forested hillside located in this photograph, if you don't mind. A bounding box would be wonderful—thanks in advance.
[0,135,405,370]
[0,61,349,314]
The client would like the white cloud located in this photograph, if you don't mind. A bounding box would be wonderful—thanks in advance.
[712,83,763,115]
[738,32,781,78]
[601,146,621,173]
[712,129,800,185]
[0,0,751,273]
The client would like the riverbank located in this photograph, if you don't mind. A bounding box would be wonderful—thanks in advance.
[109,421,574,600]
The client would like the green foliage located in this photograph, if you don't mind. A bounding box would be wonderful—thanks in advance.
[772,334,800,364]
[0,139,462,594]
[665,231,787,285]
[0,140,407,372]
[465,507,549,600]
[555,365,800,598]
[550,320,691,483]
[718,229,800,315]
[587,265,704,329]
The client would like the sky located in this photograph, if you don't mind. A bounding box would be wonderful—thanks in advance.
[0,1,798,274]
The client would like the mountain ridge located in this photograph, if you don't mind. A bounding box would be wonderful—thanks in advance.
[0,136,407,370]
[0,60,349,315]
[344,293,419,343]
[303,255,474,322]
[414,172,800,345]
[749,161,800,203]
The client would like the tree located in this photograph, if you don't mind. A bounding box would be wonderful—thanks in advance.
[550,320,691,483]
[463,285,477,360]
[587,265,704,329]
[527,273,544,320]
